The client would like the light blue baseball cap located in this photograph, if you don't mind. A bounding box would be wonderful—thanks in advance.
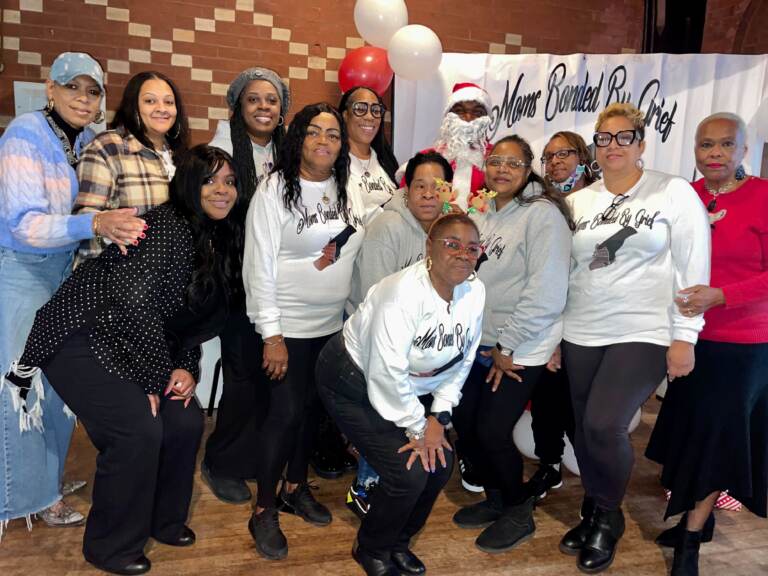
[49,52,105,92]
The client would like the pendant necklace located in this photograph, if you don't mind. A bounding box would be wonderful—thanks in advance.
[321,178,331,205]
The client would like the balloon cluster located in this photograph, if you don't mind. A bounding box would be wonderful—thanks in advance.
[338,0,443,94]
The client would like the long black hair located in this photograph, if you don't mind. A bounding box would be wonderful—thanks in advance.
[490,135,574,230]
[111,71,190,159]
[338,86,399,183]
[275,102,349,212]
[169,145,244,309]
[230,95,286,202]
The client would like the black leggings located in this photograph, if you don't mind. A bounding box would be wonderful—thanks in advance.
[530,365,575,465]
[453,359,545,505]
[563,340,667,510]
[255,334,332,508]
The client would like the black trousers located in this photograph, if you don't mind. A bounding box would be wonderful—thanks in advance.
[530,365,575,465]
[204,309,266,479]
[563,340,667,510]
[452,358,545,505]
[255,333,332,508]
[44,329,203,570]
[316,333,452,559]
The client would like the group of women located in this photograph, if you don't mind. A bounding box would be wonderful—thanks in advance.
[0,50,765,576]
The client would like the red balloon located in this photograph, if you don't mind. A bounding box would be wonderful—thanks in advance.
[338,46,393,95]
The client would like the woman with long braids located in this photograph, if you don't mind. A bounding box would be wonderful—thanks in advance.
[451,135,572,554]
[244,103,379,560]
[203,67,291,504]
[7,145,242,574]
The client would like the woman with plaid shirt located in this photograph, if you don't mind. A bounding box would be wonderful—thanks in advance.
[74,71,189,259]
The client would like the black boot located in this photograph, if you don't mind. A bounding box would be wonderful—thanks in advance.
[577,506,625,574]
[278,480,332,526]
[655,511,715,548]
[453,488,504,528]
[352,542,399,576]
[559,496,595,555]
[671,529,701,576]
[248,507,288,560]
[475,496,536,554]
[201,461,251,504]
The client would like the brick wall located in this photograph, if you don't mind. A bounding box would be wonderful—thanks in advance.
[0,0,646,143]
[702,0,768,54]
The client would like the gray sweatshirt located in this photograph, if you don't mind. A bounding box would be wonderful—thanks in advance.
[476,181,571,365]
[348,190,428,311]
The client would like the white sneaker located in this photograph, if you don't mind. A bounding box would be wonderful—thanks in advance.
[39,501,85,527]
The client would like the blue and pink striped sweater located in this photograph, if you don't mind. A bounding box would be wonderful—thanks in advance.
[0,111,96,253]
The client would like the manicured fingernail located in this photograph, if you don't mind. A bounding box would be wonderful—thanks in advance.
[140,233,146,239]
[144,224,149,230]
[133,240,139,246]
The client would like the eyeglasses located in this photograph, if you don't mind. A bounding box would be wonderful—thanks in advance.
[593,130,640,147]
[600,194,628,222]
[349,101,386,119]
[435,238,485,259]
[541,148,577,164]
[486,156,530,170]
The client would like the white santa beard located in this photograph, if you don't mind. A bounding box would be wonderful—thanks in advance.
[434,113,491,168]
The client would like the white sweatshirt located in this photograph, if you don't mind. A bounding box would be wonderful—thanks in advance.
[244,172,380,339]
[210,120,275,187]
[344,262,485,434]
[348,149,396,208]
[563,170,711,347]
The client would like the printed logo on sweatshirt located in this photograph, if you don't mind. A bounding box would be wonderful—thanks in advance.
[413,322,468,352]
[401,253,424,269]
[359,174,395,197]
[296,203,363,234]
[574,206,660,232]
[589,226,637,270]
[475,232,506,271]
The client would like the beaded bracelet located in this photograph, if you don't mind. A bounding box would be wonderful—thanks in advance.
[263,336,284,346]
[92,212,102,242]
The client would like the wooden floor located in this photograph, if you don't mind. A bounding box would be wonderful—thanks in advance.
[2,398,767,575]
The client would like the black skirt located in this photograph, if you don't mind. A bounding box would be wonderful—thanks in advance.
[646,339,768,518]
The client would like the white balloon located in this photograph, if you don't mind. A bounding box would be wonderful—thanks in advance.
[563,437,580,476]
[387,24,443,81]
[353,0,408,49]
[512,410,538,461]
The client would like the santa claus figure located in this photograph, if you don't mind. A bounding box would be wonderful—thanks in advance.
[398,83,493,209]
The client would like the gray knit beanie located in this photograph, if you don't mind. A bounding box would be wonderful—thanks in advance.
[226,67,291,114]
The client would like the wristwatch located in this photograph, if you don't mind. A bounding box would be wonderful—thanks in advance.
[431,411,452,426]
[495,342,513,357]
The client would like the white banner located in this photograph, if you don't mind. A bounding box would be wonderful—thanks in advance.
[394,53,768,180]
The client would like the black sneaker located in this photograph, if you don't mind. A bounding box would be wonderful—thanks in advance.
[459,457,485,493]
[346,482,375,519]
[248,507,288,560]
[453,488,504,528]
[278,481,332,526]
[524,463,563,501]
[475,496,536,554]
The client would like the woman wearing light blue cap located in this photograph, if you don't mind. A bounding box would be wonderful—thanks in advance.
[0,51,145,538]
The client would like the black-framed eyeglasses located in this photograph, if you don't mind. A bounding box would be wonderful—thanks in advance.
[600,194,628,222]
[349,101,386,119]
[541,148,577,164]
[593,130,639,148]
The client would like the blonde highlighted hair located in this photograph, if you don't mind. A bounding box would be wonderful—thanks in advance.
[595,103,646,140]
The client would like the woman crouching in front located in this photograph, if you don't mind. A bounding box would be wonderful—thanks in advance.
[317,212,485,576]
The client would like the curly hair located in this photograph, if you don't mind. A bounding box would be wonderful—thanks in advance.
[595,102,646,140]
[169,145,245,309]
[110,71,189,159]
[338,86,399,183]
[489,135,574,230]
[274,102,349,212]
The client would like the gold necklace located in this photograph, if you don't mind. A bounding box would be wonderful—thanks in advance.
[704,179,736,197]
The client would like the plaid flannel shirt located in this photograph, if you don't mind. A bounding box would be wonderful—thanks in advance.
[75,128,170,259]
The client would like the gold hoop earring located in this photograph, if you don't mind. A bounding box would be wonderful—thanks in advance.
[425,256,433,271]
[468,271,477,282]
[94,110,105,123]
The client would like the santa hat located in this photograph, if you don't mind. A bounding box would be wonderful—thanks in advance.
[444,82,492,115]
